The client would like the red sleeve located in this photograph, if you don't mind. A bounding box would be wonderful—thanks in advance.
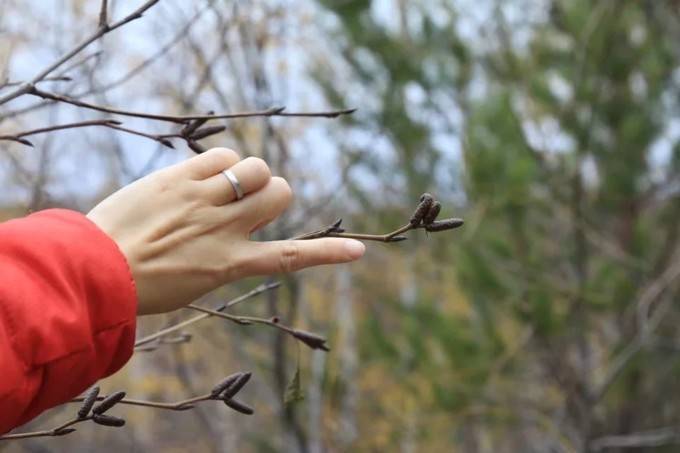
[0,209,137,434]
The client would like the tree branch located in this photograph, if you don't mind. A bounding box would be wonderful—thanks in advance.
[0,119,174,149]
[590,427,680,451]
[134,282,281,348]
[292,194,464,242]
[26,87,356,124]
[0,373,254,441]
[0,0,161,107]
[186,304,330,351]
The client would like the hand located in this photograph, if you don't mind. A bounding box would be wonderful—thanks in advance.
[86,148,365,315]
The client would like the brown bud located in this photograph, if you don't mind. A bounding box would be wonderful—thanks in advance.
[190,125,227,140]
[423,201,441,225]
[388,235,409,242]
[292,330,330,351]
[92,414,126,427]
[210,373,242,398]
[77,386,100,419]
[329,218,344,233]
[268,106,286,115]
[158,138,175,149]
[223,398,254,415]
[410,194,434,226]
[93,391,126,415]
[425,218,464,232]
[54,428,77,436]
[12,137,34,147]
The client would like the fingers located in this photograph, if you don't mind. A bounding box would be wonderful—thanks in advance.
[200,157,272,205]
[237,238,365,276]
[234,177,292,229]
[181,147,241,180]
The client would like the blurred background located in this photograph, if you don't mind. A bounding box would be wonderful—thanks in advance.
[2,0,680,451]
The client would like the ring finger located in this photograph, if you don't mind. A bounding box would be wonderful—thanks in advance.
[199,156,272,206]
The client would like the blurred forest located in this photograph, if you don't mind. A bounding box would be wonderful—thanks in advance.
[2,0,680,452]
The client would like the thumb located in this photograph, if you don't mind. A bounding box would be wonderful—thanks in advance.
[240,238,365,276]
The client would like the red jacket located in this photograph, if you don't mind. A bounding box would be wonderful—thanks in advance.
[0,209,137,434]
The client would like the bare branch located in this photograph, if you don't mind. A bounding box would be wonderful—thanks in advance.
[0,0,161,106]
[134,282,281,348]
[26,87,356,124]
[292,194,464,242]
[186,304,330,351]
[98,0,109,29]
[0,120,174,149]
[0,373,254,441]
[590,427,680,451]
[1,76,72,88]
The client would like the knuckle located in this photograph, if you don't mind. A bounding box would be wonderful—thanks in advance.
[245,157,271,180]
[278,242,301,273]
[151,171,174,193]
[214,260,237,282]
[208,147,240,163]
[179,180,201,203]
[272,177,293,202]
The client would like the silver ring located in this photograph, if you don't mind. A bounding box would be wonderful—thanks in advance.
[221,169,244,200]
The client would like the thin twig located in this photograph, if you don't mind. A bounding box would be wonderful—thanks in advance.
[98,0,109,29]
[26,87,356,124]
[0,120,174,149]
[1,76,73,88]
[0,0,161,106]
[1,374,254,440]
[186,304,330,351]
[134,282,281,348]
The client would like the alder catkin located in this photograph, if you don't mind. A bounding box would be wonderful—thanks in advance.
[223,399,255,415]
[180,114,212,136]
[425,218,464,232]
[187,140,206,154]
[190,125,227,140]
[423,201,441,225]
[77,386,101,419]
[92,414,126,427]
[220,372,253,400]
[210,373,242,398]
[92,391,126,415]
[410,194,434,225]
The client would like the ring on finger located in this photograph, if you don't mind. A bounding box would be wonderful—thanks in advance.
[221,169,244,200]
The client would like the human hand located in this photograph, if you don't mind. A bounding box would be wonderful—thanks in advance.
[86,148,365,315]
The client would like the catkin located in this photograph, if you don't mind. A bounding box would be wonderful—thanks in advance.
[223,399,255,415]
[92,391,126,415]
[190,125,227,140]
[425,218,464,232]
[221,372,252,400]
[409,193,434,225]
[423,201,441,225]
[92,414,126,427]
[77,386,100,419]
[210,373,242,398]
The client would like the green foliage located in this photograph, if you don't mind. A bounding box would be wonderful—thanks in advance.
[315,0,680,449]
[284,367,304,406]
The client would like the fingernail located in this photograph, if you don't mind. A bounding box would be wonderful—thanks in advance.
[344,239,366,259]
